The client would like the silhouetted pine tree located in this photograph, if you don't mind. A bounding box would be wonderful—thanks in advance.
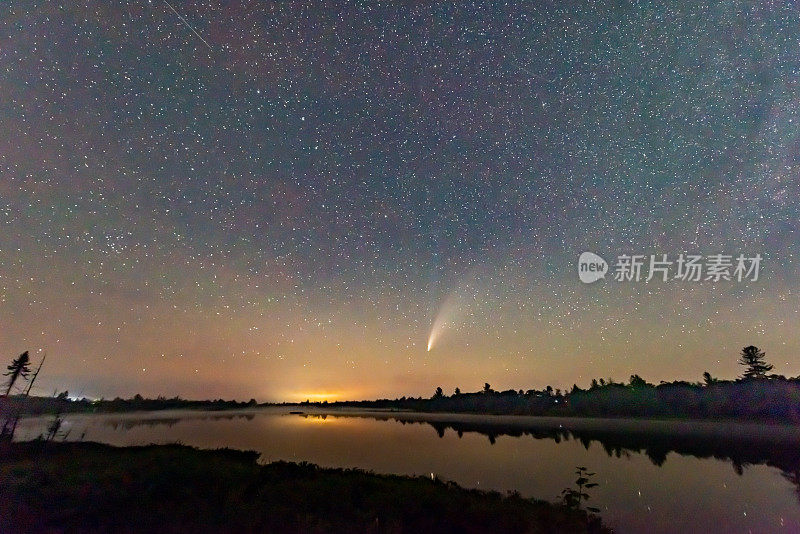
[3,351,31,396]
[738,346,773,379]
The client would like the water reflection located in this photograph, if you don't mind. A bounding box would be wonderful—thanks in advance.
[305,413,800,503]
[102,412,255,431]
[13,409,800,532]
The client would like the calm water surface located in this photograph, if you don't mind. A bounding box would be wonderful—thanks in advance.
[15,408,800,533]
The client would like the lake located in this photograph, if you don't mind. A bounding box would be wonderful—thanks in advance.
[14,408,800,533]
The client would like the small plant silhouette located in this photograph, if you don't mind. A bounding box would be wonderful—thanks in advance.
[44,412,65,442]
[560,466,600,513]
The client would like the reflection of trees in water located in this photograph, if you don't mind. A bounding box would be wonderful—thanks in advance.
[106,418,182,430]
[327,413,800,505]
[443,419,800,503]
[103,413,255,430]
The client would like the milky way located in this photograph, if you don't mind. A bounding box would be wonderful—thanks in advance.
[1,2,798,400]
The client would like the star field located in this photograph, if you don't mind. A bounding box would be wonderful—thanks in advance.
[1,1,799,400]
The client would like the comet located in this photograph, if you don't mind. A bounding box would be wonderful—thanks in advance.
[426,270,480,352]
[426,295,453,352]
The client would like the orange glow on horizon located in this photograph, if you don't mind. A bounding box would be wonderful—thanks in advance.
[294,392,346,403]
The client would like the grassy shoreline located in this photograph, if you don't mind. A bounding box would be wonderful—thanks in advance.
[1,441,609,533]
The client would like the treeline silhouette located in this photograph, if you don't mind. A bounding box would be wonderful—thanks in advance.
[2,394,259,417]
[5,344,800,423]
[313,346,800,423]
[1,351,259,437]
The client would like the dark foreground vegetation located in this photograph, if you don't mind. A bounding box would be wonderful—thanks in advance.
[0,441,608,534]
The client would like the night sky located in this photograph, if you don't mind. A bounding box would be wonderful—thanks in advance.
[1,1,799,401]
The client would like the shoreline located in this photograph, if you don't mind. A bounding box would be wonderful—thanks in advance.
[1,440,609,533]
